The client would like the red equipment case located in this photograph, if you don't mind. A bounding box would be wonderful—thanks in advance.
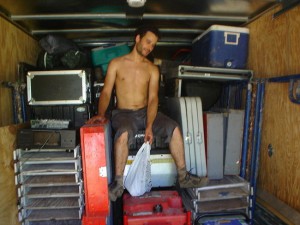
[123,190,191,225]
[82,212,107,225]
[80,123,113,218]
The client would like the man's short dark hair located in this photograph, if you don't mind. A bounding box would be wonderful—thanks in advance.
[134,25,161,40]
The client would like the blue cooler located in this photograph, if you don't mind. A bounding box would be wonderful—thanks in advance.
[192,25,249,69]
[91,43,130,75]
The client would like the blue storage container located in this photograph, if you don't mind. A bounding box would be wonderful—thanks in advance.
[91,43,130,75]
[192,25,249,69]
[202,219,248,225]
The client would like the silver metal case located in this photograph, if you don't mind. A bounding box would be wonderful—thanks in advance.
[27,70,89,105]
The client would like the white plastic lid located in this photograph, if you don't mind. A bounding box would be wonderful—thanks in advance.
[192,24,249,44]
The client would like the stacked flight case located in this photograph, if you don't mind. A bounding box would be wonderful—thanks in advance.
[164,65,253,224]
[14,69,93,225]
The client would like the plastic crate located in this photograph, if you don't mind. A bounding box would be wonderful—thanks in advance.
[91,43,130,75]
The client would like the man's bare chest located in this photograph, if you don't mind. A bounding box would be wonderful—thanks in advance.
[117,68,150,84]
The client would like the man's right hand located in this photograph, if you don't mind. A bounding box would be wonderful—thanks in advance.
[86,115,107,124]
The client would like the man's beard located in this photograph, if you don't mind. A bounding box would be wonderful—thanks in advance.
[136,43,149,57]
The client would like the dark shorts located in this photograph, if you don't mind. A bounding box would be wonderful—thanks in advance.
[111,107,179,147]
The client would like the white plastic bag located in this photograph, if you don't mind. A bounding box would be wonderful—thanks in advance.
[124,142,152,196]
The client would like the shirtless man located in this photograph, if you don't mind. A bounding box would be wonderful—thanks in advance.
[87,26,207,201]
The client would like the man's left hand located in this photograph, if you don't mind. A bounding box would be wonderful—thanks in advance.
[144,127,153,145]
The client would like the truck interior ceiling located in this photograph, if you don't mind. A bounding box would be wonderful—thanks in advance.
[2,1,300,225]
[0,0,279,58]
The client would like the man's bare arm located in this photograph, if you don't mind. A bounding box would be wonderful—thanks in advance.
[86,60,117,124]
[144,65,160,143]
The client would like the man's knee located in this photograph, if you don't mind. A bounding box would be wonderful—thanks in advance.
[172,126,181,138]
[116,131,129,145]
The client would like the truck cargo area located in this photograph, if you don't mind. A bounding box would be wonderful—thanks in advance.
[1,1,300,225]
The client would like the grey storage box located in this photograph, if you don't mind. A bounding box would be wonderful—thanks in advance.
[27,70,90,105]
[203,112,225,180]
[224,110,245,175]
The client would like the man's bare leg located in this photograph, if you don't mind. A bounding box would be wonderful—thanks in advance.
[114,131,129,177]
[169,127,186,169]
[109,131,128,201]
[169,127,208,188]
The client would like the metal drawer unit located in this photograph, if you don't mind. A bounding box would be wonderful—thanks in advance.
[181,175,250,218]
[14,146,84,225]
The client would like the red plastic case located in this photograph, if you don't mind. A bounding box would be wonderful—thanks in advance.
[80,123,113,217]
[123,191,191,225]
[82,213,107,225]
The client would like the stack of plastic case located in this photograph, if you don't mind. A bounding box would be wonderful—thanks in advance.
[14,145,84,225]
[80,122,113,225]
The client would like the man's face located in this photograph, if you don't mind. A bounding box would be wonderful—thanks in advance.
[135,31,158,57]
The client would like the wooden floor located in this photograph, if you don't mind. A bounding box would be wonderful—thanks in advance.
[253,203,288,225]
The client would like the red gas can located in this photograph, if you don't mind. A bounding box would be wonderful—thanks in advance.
[123,190,191,225]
